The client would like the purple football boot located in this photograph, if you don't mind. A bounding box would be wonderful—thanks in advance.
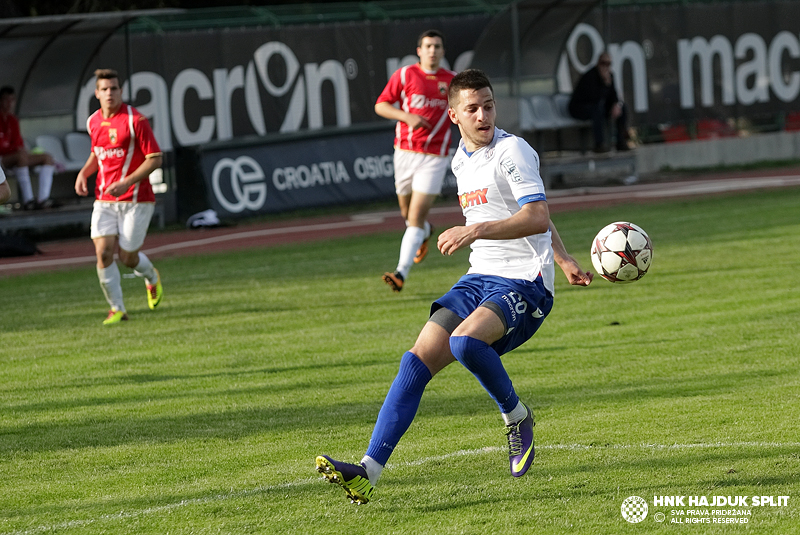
[505,404,535,477]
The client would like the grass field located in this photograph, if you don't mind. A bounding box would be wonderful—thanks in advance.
[1,187,799,534]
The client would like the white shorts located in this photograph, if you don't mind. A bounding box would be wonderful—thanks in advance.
[91,201,155,252]
[393,149,449,196]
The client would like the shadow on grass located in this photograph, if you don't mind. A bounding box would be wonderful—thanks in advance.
[0,363,789,455]
[0,401,383,454]
[527,368,790,408]
[4,356,393,415]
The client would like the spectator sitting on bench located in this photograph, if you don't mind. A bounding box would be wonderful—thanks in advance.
[568,53,630,153]
[0,86,57,210]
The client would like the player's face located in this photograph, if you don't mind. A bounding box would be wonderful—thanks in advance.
[417,36,444,71]
[95,78,123,116]
[0,93,15,115]
[448,87,496,152]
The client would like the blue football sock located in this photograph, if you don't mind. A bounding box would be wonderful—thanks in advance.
[449,335,519,413]
[366,351,431,466]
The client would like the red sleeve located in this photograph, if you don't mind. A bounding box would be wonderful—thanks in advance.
[134,115,162,157]
[8,116,24,152]
[376,69,404,106]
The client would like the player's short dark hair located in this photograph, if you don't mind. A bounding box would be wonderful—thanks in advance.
[417,29,445,48]
[448,69,494,107]
[0,86,14,98]
[94,69,120,86]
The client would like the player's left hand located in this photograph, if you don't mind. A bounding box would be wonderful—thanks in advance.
[406,114,432,130]
[105,180,129,197]
[567,269,593,286]
[564,262,593,286]
[555,255,593,286]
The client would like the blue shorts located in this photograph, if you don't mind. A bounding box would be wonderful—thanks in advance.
[431,273,554,356]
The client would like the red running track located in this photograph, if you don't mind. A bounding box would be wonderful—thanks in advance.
[2,168,799,277]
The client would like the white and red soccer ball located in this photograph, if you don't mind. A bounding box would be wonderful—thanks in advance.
[590,222,653,283]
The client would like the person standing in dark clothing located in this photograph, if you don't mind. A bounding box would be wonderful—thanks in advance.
[568,53,630,153]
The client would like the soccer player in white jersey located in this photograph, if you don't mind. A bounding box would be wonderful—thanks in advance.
[316,69,593,504]
[375,29,456,292]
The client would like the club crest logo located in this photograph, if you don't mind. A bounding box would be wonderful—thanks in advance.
[621,496,648,523]
[438,81,448,95]
[108,128,117,145]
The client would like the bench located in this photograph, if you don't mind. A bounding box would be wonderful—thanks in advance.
[540,152,637,190]
[514,93,637,188]
[0,202,166,233]
[1,132,91,208]
[519,94,593,154]
[35,133,89,172]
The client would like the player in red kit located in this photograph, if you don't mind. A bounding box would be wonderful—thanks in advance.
[375,29,455,292]
[75,69,164,325]
[0,86,57,210]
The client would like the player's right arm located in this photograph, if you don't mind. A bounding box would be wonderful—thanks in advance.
[75,152,98,197]
[375,68,432,130]
[103,153,162,198]
[374,101,432,130]
[8,115,25,154]
[438,201,551,256]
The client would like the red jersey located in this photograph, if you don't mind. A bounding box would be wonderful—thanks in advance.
[86,104,162,203]
[376,63,455,157]
[0,113,24,156]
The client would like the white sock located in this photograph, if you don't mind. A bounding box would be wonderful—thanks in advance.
[133,252,157,284]
[360,455,384,487]
[36,165,55,202]
[395,225,426,279]
[14,167,33,203]
[502,400,528,426]
[97,262,125,312]
[407,220,432,237]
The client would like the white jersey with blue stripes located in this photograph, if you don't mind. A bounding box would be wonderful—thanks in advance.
[450,127,555,294]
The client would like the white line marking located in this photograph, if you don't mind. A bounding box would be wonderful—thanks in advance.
[4,478,318,535]
[391,440,800,466]
[141,217,387,255]
[0,218,388,272]
[0,254,97,271]
[547,175,800,204]
[395,446,501,467]
[5,441,798,535]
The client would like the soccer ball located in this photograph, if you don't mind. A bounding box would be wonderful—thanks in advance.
[590,222,653,283]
